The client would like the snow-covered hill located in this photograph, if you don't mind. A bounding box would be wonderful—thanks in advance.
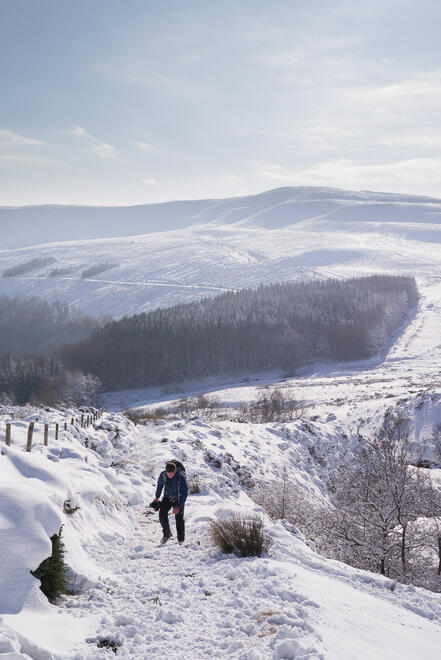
[2,402,441,659]
[2,185,441,658]
[1,186,441,318]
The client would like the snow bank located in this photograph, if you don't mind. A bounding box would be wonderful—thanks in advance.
[1,400,441,658]
[0,407,151,657]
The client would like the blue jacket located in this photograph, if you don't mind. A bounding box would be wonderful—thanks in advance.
[155,469,188,509]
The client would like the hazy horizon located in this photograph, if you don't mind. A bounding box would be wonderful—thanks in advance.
[2,183,441,210]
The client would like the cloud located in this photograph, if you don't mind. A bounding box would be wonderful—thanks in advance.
[0,129,56,165]
[143,178,158,185]
[0,153,54,164]
[0,129,46,147]
[251,158,441,193]
[289,124,355,144]
[136,141,156,152]
[71,125,92,138]
[68,125,118,159]
[361,69,441,102]
[89,142,117,159]
[379,134,441,149]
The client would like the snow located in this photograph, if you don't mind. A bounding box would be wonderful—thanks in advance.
[1,394,441,657]
[1,186,441,318]
[1,185,441,657]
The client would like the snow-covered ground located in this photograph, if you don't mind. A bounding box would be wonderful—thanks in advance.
[1,186,441,318]
[1,286,441,658]
[2,399,441,659]
[102,274,441,441]
[2,185,441,658]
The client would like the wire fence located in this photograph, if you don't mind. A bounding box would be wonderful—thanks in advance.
[2,409,104,452]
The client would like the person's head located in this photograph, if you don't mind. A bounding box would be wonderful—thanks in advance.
[165,462,176,476]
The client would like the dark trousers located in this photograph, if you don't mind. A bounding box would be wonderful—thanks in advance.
[159,498,185,542]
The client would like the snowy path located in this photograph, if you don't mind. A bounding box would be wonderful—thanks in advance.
[62,417,326,659]
[2,406,441,659]
[68,503,325,659]
[11,275,233,294]
[67,486,441,660]
[62,421,441,660]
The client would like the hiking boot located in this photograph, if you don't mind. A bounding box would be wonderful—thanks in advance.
[161,533,172,544]
[178,540,185,546]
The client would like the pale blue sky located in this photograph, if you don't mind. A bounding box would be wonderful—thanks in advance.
[1,0,441,205]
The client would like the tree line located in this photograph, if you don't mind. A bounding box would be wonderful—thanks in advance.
[0,295,104,356]
[0,295,103,406]
[60,275,418,391]
[0,354,101,407]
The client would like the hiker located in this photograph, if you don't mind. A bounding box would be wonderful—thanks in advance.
[153,461,188,545]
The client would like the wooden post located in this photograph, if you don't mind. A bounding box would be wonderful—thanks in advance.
[64,422,67,431]
[44,424,49,446]
[55,423,59,440]
[5,423,11,446]
[26,422,34,452]
[81,414,84,428]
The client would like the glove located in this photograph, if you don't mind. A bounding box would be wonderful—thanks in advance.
[149,499,160,511]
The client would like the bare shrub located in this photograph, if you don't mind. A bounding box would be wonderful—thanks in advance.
[174,394,219,419]
[122,408,146,425]
[122,408,168,424]
[208,514,271,557]
[250,473,323,541]
[238,388,306,423]
[194,393,220,419]
[175,398,194,418]
[328,412,441,583]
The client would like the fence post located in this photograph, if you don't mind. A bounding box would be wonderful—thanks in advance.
[26,422,34,452]
[5,423,11,446]
[44,424,49,446]
[81,414,84,428]
[55,423,59,440]
[64,422,67,431]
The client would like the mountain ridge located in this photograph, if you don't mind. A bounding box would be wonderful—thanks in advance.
[1,185,441,318]
[2,185,441,250]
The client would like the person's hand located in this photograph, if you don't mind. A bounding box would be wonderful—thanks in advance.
[154,498,159,502]
[172,506,180,515]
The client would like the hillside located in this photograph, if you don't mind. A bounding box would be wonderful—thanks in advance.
[1,399,441,659]
[1,255,441,659]
[0,186,441,318]
[60,275,417,391]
